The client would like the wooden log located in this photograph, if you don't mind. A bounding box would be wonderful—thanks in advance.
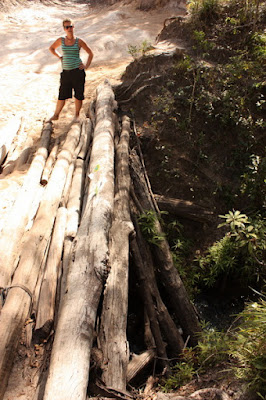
[129,151,201,346]
[66,158,85,238]
[43,80,115,400]
[40,137,60,185]
[13,136,34,170]
[0,122,52,289]
[59,120,92,301]
[99,115,133,391]
[78,118,92,160]
[33,206,67,343]
[130,234,170,374]
[0,117,28,176]
[0,116,21,165]
[131,209,185,357]
[0,122,81,400]
[60,119,90,208]
[127,349,155,383]
[154,194,213,223]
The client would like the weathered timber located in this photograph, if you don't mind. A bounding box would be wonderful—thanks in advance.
[78,118,92,160]
[43,80,115,400]
[66,158,85,238]
[0,122,52,289]
[131,209,185,357]
[13,136,34,171]
[0,122,81,400]
[129,150,201,346]
[60,119,90,208]
[0,116,21,165]
[99,115,133,391]
[89,379,133,400]
[154,194,213,223]
[144,309,156,349]
[0,117,27,176]
[59,120,92,305]
[40,137,60,185]
[33,206,67,343]
[127,349,155,383]
[130,234,170,374]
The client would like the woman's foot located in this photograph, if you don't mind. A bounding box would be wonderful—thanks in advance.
[72,115,81,123]
[47,114,59,122]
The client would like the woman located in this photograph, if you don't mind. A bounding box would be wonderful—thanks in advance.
[48,18,93,122]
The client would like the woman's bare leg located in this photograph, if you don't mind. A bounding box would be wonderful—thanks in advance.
[74,98,82,119]
[48,100,65,121]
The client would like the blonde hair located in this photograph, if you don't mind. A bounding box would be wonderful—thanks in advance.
[62,19,74,27]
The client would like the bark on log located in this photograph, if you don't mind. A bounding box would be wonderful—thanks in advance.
[60,119,91,208]
[40,137,60,185]
[127,349,155,383]
[0,122,81,400]
[0,116,21,165]
[0,117,28,176]
[154,194,213,223]
[131,209,185,357]
[135,210,184,355]
[129,151,201,346]
[13,136,34,170]
[99,115,133,391]
[43,80,115,400]
[130,234,170,374]
[66,158,85,238]
[60,119,92,303]
[33,206,67,343]
[0,122,52,289]
[78,118,92,160]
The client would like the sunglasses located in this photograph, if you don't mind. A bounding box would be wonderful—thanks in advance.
[64,25,74,29]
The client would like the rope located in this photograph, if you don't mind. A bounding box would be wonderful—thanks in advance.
[0,284,33,314]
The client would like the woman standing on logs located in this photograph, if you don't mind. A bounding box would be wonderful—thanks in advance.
[48,18,94,122]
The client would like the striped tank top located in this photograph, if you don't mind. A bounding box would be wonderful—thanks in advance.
[61,37,82,70]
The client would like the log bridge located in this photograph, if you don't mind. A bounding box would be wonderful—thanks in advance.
[0,80,204,400]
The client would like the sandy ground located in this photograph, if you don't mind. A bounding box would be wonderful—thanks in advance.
[0,0,186,233]
[0,1,186,398]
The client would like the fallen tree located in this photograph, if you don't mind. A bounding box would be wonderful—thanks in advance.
[43,80,116,400]
[0,81,204,400]
[0,122,82,399]
[0,122,52,289]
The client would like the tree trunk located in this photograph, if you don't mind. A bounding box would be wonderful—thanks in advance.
[41,137,60,186]
[154,194,213,223]
[0,117,28,176]
[130,234,170,374]
[0,116,21,165]
[43,80,115,400]
[0,122,52,289]
[129,151,201,346]
[99,115,133,391]
[0,122,81,400]
[33,206,67,343]
[131,209,185,357]
[127,349,155,383]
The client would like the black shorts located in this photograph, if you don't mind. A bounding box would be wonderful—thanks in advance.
[58,68,86,101]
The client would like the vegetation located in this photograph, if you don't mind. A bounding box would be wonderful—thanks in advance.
[128,40,154,59]
[132,0,266,397]
[194,211,266,291]
[163,297,266,397]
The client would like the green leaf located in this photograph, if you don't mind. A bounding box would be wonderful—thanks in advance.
[251,356,266,370]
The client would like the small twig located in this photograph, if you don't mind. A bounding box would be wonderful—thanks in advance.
[188,69,197,125]
[132,119,161,214]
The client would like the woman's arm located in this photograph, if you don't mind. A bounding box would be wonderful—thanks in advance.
[49,38,62,60]
[79,39,94,69]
